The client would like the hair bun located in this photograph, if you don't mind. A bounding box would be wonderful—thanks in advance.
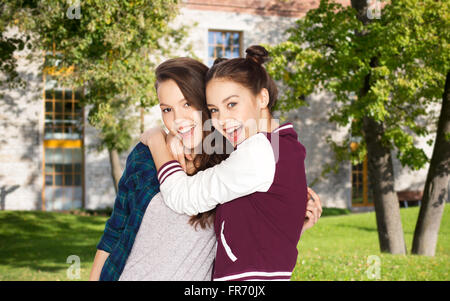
[245,45,269,65]
[213,57,228,66]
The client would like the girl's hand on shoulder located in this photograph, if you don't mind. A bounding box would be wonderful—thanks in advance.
[140,127,167,147]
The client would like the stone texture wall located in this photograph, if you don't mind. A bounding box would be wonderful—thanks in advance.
[0,31,44,210]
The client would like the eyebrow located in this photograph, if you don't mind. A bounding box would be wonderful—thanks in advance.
[159,98,186,107]
[207,95,239,106]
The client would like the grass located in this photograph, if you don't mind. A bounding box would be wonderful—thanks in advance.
[0,210,107,281]
[320,207,351,217]
[0,206,448,281]
[292,205,449,281]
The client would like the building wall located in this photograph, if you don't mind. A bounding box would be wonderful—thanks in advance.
[0,33,44,210]
[173,7,303,62]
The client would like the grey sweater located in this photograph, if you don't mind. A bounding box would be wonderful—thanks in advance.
[118,192,217,281]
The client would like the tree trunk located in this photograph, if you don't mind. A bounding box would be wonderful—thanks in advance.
[362,116,407,254]
[412,70,450,256]
[108,148,123,193]
[353,0,406,255]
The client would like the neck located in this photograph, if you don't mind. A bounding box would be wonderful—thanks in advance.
[259,109,279,133]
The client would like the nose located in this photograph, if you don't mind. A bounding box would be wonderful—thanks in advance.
[173,110,194,132]
[215,110,231,127]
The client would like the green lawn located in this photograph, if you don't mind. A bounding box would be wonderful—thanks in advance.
[0,206,448,281]
[292,206,449,281]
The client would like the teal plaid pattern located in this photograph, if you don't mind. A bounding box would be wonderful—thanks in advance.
[96,142,160,281]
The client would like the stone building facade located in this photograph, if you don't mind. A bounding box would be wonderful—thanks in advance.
[0,0,436,211]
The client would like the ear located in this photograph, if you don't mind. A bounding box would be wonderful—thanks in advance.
[257,88,270,109]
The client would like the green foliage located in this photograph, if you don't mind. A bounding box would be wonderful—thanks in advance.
[0,1,36,89]
[3,0,191,153]
[267,0,448,174]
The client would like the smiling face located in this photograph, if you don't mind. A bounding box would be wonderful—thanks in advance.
[206,78,269,147]
[157,79,203,151]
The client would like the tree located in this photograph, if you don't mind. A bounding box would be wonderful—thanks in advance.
[4,0,191,192]
[267,0,447,254]
[412,70,449,256]
[351,0,449,256]
[392,0,450,256]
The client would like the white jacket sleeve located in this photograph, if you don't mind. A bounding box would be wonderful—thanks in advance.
[157,133,276,216]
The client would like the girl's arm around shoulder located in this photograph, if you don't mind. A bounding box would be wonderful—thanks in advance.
[145,130,276,216]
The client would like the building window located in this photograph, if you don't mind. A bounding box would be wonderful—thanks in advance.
[351,155,374,207]
[208,30,242,66]
[44,146,83,210]
[44,78,83,140]
[42,52,84,211]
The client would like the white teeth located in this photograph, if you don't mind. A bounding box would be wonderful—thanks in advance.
[178,126,194,134]
[225,126,241,134]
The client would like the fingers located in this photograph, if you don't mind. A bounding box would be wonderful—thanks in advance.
[178,150,187,172]
[305,199,319,225]
[303,210,314,231]
[303,187,323,234]
[305,210,314,222]
[306,199,318,223]
[307,187,322,218]
[166,133,187,172]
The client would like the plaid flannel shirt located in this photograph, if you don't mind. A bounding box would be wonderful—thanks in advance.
[96,142,160,281]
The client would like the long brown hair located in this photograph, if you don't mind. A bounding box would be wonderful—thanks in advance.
[155,57,231,229]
